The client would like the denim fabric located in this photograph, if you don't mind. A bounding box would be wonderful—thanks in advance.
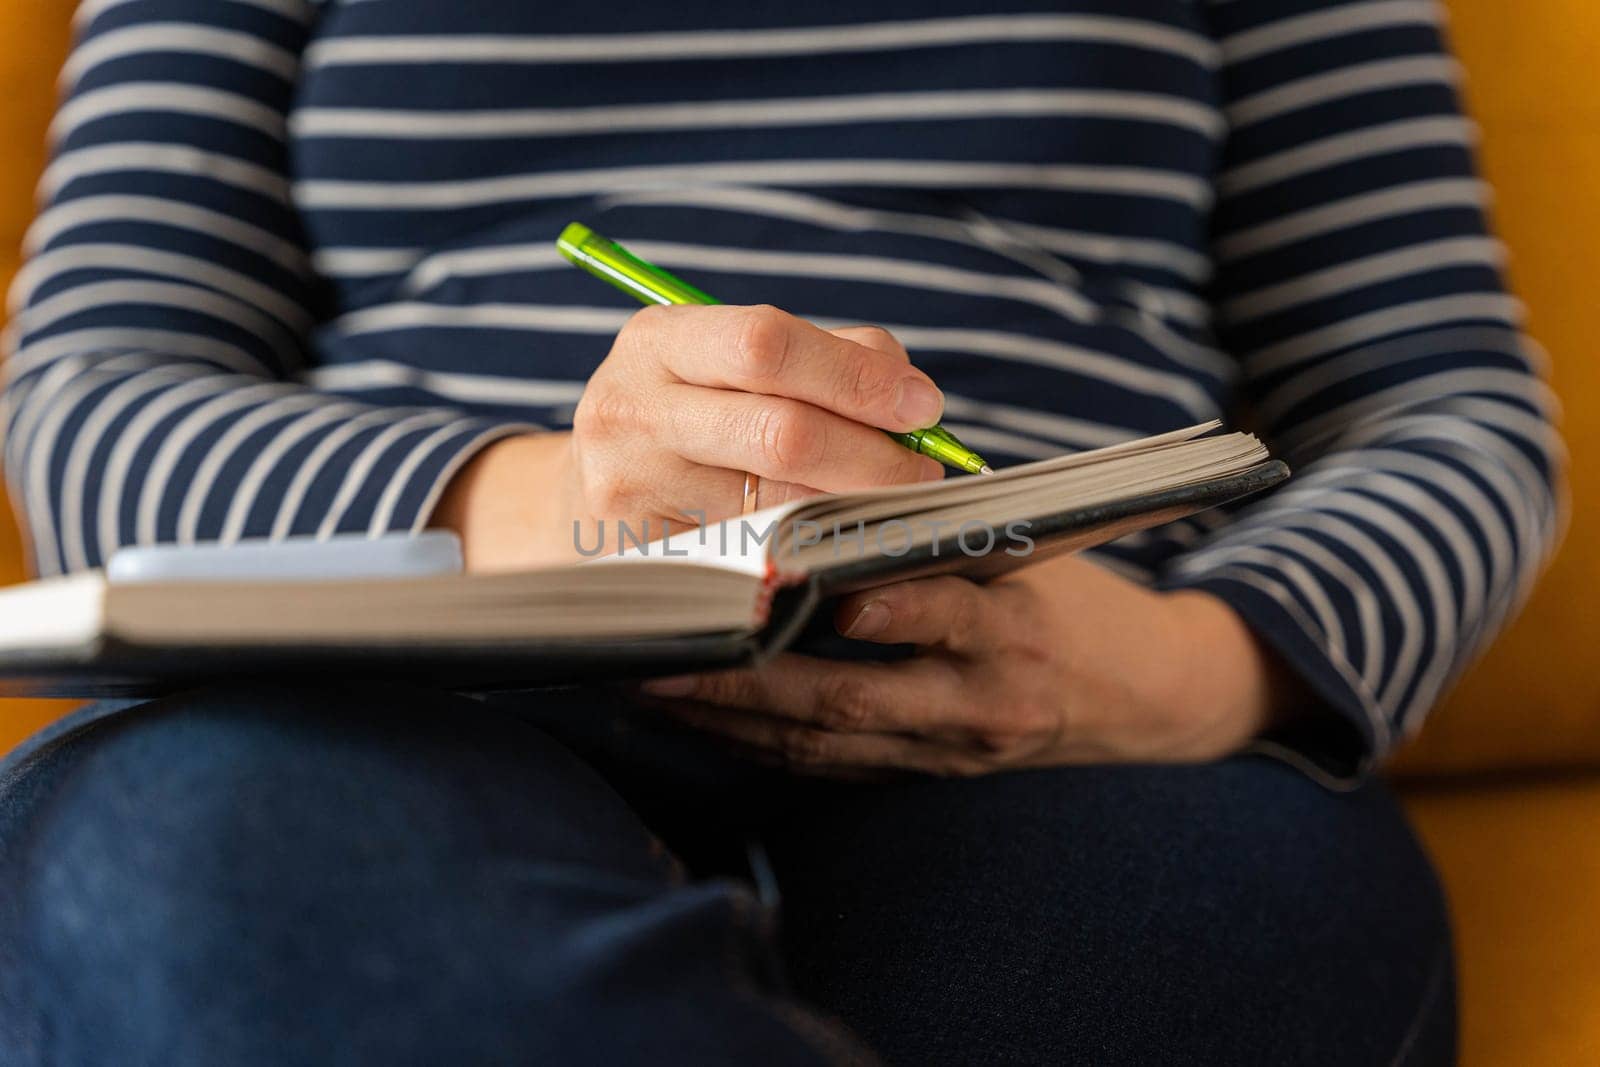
[0,685,1454,1065]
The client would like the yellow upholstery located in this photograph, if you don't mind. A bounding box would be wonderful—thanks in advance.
[1391,13,1600,1060]
[1389,0,1600,776]
[0,0,78,745]
[1406,777,1600,1063]
[0,4,1597,1063]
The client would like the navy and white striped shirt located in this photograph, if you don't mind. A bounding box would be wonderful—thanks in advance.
[3,0,1564,778]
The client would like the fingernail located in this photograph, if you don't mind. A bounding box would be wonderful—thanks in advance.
[843,600,891,639]
[642,675,697,698]
[895,378,944,428]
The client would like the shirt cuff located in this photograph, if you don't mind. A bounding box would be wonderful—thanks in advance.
[337,415,541,538]
[1155,568,1388,788]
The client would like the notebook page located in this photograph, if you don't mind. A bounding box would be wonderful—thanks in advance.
[589,498,815,576]
[590,422,1229,575]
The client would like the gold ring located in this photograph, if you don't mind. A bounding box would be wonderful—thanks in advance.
[741,472,761,516]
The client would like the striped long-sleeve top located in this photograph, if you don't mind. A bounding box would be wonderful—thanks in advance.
[2,0,1565,780]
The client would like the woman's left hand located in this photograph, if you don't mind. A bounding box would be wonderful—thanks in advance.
[639,555,1299,777]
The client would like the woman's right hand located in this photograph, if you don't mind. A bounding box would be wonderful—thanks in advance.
[433,304,948,570]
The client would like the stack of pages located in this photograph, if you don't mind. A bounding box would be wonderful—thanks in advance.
[0,422,1286,696]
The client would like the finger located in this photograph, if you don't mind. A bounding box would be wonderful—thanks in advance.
[577,410,826,525]
[834,575,999,656]
[663,702,992,778]
[746,477,825,511]
[572,439,732,526]
[828,325,911,364]
[630,304,945,432]
[654,382,944,491]
[609,458,817,527]
[640,653,969,734]
[670,471,819,523]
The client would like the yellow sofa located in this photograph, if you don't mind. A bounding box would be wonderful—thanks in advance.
[1,3,1596,1062]
[0,1,77,748]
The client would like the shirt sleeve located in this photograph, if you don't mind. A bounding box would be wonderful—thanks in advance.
[1160,0,1567,782]
[2,0,536,578]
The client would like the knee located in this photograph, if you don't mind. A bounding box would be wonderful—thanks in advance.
[790,756,1446,943]
[14,686,441,941]
[775,760,1453,1064]
[39,678,659,868]
[1066,761,1454,1062]
[22,683,475,892]
[12,682,667,970]
[4,682,692,1061]
[4,684,820,1065]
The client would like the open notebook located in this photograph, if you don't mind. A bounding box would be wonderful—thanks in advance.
[0,422,1287,696]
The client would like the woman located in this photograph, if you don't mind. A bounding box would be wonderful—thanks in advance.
[0,0,1562,1063]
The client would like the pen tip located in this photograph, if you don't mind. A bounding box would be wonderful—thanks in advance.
[979,465,994,475]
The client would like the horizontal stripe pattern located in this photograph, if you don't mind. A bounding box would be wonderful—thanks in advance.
[6,0,537,575]
[1,0,1564,781]
[290,159,1217,212]
[302,14,1220,69]
[1162,0,1563,775]
[290,90,1227,141]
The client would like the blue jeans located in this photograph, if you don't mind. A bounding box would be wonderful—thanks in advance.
[0,683,1454,1065]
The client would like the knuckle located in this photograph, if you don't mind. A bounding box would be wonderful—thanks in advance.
[881,591,920,634]
[1004,626,1055,669]
[627,302,674,335]
[753,403,825,475]
[942,584,984,645]
[615,305,670,354]
[573,386,636,440]
[778,726,829,766]
[816,675,877,731]
[858,324,900,349]
[732,305,792,380]
[836,357,892,415]
[853,325,909,361]
[689,674,729,705]
[1017,697,1060,738]
[972,723,1025,756]
[942,755,992,778]
[973,699,1054,756]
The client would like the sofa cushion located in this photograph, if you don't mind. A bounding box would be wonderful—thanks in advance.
[1403,776,1600,1064]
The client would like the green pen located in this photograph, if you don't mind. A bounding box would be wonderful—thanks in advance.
[556,222,993,476]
